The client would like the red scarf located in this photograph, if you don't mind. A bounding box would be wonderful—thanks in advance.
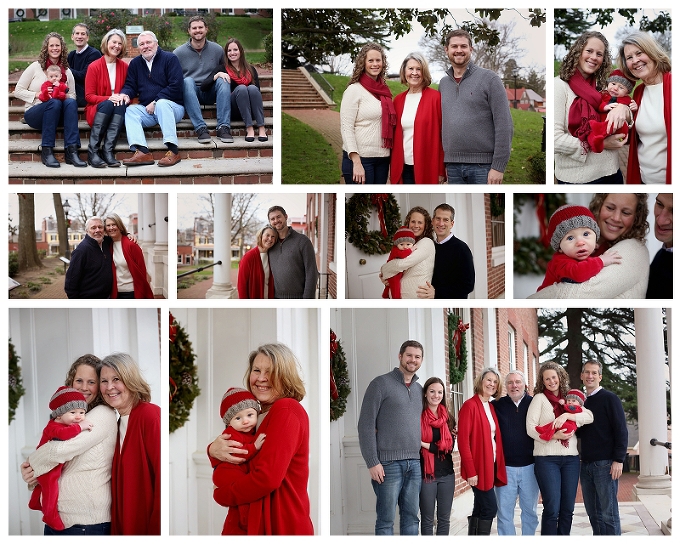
[359,72,396,149]
[543,389,566,418]
[567,70,602,151]
[46,58,67,84]
[420,404,454,481]
[226,65,252,86]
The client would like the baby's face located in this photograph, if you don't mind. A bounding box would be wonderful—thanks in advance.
[559,227,597,261]
[56,408,86,425]
[397,242,414,251]
[48,72,61,85]
[607,81,629,97]
[229,407,258,433]
[565,399,581,408]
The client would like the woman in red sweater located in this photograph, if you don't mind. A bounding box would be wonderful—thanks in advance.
[100,352,160,535]
[390,52,445,184]
[457,367,507,535]
[237,226,276,299]
[104,213,154,299]
[84,28,129,167]
[208,343,314,535]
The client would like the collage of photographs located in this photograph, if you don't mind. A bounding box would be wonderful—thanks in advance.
[2,5,673,539]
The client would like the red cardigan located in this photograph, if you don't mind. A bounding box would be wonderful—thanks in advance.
[84,56,129,126]
[390,86,445,184]
[211,398,313,535]
[109,236,154,299]
[627,71,671,184]
[537,252,603,291]
[237,246,275,299]
[457,395,507,491]
[111,402,160,535]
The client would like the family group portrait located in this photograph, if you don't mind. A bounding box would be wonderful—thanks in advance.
[553,8,671,184]
[330,307,671,535]
[514,192,673,298]
[8,192,168,300]
[176,192,337,299]
[8,308,162,535]
[168,308,321,535]
[281,8,546,184]
[8,8,273,184]
[345,192,505,299]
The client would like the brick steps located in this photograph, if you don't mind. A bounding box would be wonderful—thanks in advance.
[281,69,331,110]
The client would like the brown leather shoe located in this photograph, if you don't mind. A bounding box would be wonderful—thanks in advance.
[158,150,181,167]
[122,150,155,166]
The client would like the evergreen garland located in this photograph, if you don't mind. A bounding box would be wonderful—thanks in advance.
[345,193,402,255]
[9,339,26,424]
[330,329,351,422]
[447,313,469,385]
[169,313,201,433]
[490,193,505,218]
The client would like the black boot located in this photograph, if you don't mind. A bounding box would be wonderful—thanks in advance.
[87,112,107,168]
[64,144,87,167]
[40,146,60,168]
[477,519,493,535]
[101,114,123,167]
[467,516,479,535]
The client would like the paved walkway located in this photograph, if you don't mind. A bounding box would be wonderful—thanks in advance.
[177,268,238,299]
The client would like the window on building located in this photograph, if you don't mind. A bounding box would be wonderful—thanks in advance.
[508,326,516,370]
[177,254,182,263]
[523,342,529,378]
[490,194,505,248]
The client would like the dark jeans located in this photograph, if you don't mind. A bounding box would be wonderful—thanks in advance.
[117,291,135,299]
[371,459,421,535]
[580,459,621,535]
[44,522,111,535]
[401,164,415,184]
[471,485,498,520]
[557,170,623,184]
[534,455,580,535]
[24,98,81,148]
[342,151,390,184]
[419,472,455,535]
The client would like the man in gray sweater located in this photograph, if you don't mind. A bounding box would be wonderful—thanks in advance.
[173,15,233,144]
[267,206,318,299]
[440,29,513,184]
[358,340,424,535]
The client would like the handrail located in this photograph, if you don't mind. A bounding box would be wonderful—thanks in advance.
[309,72,335,102]
[177,260,222,279]
[650,438,672,450]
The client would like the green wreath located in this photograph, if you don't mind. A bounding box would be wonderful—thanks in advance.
[490,193,505,218]
[9,339,26,424]
[448,313,469,385]
[346,193,401,255]
[169,312,201,433]
[330,329,351,421]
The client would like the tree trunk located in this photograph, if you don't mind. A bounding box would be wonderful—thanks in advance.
[565,308,584,389]
[53,194,69,257]
[17,193,43,271]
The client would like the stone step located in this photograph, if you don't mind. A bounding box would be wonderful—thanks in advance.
[282,103,330,109]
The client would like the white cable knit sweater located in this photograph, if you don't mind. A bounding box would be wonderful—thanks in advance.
[380,237,436,298]
[340,82,391,158]
[528,238,649,299]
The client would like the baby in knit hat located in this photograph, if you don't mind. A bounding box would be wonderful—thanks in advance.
[28,386,93,531]
[535,389,586,448]
[588,69,638,153]
[537,205,622,292]
[382,226,416,299]
[37,65,69,103]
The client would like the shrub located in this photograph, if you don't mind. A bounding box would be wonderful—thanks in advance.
[179,12,219,43]
[27,282,42,293]
[526,152,546,184]
[38,277,52,284]
[38,249,46,258]
[84,9,174,50]
[9,252,19,277]
[262,31,273,64]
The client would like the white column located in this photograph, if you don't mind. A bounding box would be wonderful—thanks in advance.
[153,194,168,298]
[206,193,236,299]
[633,308,671,497]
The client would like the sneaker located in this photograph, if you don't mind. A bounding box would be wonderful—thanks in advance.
[216,125,234,143]
[196,126,211,144]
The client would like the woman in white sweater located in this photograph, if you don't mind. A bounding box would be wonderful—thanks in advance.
[529,193,649,298]
[526,362,593,535]
[340,43,395,184]
[380,206,436,298]
[21,355,117,535]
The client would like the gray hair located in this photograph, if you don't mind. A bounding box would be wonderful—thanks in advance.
[72,23,90,35]
[85,216,103,230]
[505,369,526,384]
[138,30,158,43]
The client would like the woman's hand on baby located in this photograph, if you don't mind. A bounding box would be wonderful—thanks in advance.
[553,428,574,441]
[600,251,622,267]
[255,433,266,450]
[629,100,638,112]
[209,433,247,464]
[553,413,570,428]
[79,419,94,432]
[21,461,37,485]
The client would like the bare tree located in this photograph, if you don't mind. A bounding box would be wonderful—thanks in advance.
[17,193,43,271]
[74,193,121,226]
[52,194,69,257]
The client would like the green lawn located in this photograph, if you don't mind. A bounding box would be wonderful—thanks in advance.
[282,113,341,184]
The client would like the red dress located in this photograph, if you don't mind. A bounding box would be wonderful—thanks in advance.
[237,246,275,299]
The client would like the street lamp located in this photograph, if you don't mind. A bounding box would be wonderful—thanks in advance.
[513,71,518,109]
[62,198,71,259]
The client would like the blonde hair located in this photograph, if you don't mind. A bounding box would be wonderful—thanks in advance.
[473,367,502,400]
[399,52,432,88]
[100,28,127,58]
[104,213,128,236]
[100,352,151,406]
[618,31,671,82]
[256,225,277,250]
[244,343,306,402]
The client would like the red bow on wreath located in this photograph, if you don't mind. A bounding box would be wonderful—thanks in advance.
[370,194,389,238]
[452,321,470,362]
[169,312,177,343]
[169,376,178,402]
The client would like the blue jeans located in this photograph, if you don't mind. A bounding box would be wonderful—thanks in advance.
[419,472,455,535]
[124,99,185,149]
[446,162,491,184]
[24,98,80,148]
[231,84,265,128]
[580,460,621,535]
[371,459,421,535]
[342,151,390,184]
[495,464,539,535]
[182,77,231,130]
[44,522,111,535]
[534,455,580,535]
